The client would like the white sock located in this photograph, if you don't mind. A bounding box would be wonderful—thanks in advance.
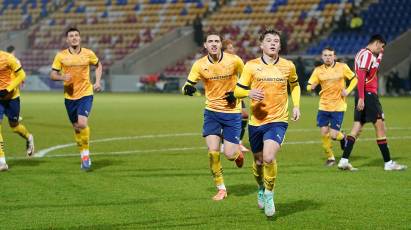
[217,184,226,191]
[0,157,6,164]
[339,158,348,164]
[81,150,90,158]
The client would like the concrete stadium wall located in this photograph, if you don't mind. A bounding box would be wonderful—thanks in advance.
[0,31,29,56]
[380,29,411,76]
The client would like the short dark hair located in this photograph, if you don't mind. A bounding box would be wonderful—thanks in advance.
[259,28,281,42]
[6,45,15,53]
[66,27,80,36]
[204,33,222,43]
[322,46,335,53]
[368,34,386,45]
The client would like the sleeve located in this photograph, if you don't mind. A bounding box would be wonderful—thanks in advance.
[51,53,62,71]
[288,61,299,84]
[89,50,99,66]
[358,51,372,71]
[6,55,25,91]
[237,62,253,88]
[235,55,244,77]
[308,68,320,85]
[343,63,355,80]
[186,61,202,85]
[8,55,22,73]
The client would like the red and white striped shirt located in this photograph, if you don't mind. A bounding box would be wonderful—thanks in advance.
[354,48,382,98]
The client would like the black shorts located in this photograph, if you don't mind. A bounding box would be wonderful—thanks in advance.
[354,92,384,124]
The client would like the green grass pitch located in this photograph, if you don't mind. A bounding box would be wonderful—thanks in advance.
[1,92,410,229]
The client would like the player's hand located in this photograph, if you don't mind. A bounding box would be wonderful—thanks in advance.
[341,89,348,97]
[0,89,9,97]
[291,107,300,121]
[248,89,264,101]
[357,98,365,111]
[94,82,102,92]
[62,74,72,82]
[183,84,197,96]
[224,91,236,105]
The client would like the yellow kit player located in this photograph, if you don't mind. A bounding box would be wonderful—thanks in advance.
[307,47,357,166]
[234,29,301,217]
[51,28,102,171]
[0,50,35,171]
[182,33,245,201]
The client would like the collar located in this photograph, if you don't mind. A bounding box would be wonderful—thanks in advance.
[208,51,223,64]
[261,55,279,65]
[68,47,82,54]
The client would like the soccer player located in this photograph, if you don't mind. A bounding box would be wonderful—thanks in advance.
[234,29,301,217]
[222,39,249,152]
[337,34,406,171]
[50,28,102,171]
[182,33,245,201]
[307,47,358,166]
[0,49,35,171]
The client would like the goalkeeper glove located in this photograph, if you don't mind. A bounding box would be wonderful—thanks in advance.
[183,84,197,96]
[224,91,236,104]
[0,89,9,97]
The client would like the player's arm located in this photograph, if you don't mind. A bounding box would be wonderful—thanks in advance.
[306,68,319,92]
[182,62,200,96]
[93,61,103,92]
[50,54,71,81]
[343,64,358,96]
[234,62,264,101]
[289,62,301,121]
[4,56,26,92]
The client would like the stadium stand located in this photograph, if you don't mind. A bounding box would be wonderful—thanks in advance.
[306,0,411,54]
[17,0,213,73]
[163,0,357,77]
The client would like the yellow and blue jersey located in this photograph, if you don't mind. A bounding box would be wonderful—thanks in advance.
[187,52,244,113]
[238,57,298,126]
[308,62,355,112]
[52,48,99,100]
[0,50,24,99]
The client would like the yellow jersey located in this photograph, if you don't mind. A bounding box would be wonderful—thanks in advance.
[308,62,355,112]
[238,57,298,126]
[0,51,24,99]
[52,48,99,100]
[187,52,244,113]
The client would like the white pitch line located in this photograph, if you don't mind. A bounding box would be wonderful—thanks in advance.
[34,127,411,158]
[35,132,198,157]
[20,135,411,160]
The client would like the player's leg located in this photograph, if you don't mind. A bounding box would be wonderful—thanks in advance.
[221,112,243,168]
[6,97,34,156]
[317,111,334,165]
[373,119,407,171]
[329,112,346,150]
[338,121,362,171]
[203,110,226,200]
[0,102,7,171]
[262,122,287,217]
[248,124,264,209]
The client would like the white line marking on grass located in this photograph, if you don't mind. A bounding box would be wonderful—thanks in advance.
[27,135,411,160]
[35,132,198,158]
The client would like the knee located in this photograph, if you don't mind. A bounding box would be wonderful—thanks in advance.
[263,155,275,164]
[9,121,18,128]
[330,133,338,140]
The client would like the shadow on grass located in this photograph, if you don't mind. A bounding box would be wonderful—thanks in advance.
[273,199,323,219]
[225,183,255,196]
[357,156,406,168]
[8,158,42,167]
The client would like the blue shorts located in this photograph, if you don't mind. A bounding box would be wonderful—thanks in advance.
[203,109,241,144]
[0,97,20,122]
[248,122,288,153]
[64,95,93,124]
[317,110,344,130]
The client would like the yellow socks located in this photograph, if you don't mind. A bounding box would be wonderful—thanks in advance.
[208,151,224,187]
[334,132,345,141]
[253,161,264,187]
[321,134,334,159]
[74,126,90,153]
[0,125,5,163]
[12,124,30,140]
[263,161,277,191]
